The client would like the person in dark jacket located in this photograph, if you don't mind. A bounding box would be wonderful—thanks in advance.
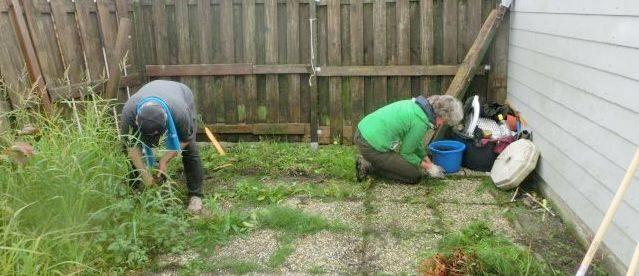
[355,95,463,184]
[120,80,204,213]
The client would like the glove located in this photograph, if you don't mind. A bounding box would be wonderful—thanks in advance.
[427,164,446,178]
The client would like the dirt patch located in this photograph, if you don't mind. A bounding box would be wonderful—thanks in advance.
[279,231,363,273]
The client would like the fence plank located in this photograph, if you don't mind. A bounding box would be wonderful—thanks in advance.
[350,0,364,129]
[0,0,29,106]
[442,0,458,91]
[458,0,468,62]
[105,18,131,99]
[243,0,257,123]
[22,0,64,84]
[286,0,300,123]
[145,64,461,77]
[265,0,279,123]
[298,3,310,124]
[115,0,137,76]
[327,0,341,142]
[49,0,84,83]
[75,0,106,81]
[152,1,169,64]
[420,0,434,95]
[197,0,215,123]
[318,65,459,76]
[96,0,115,61]
[397,0,410,99]
[373,0,386,109]
[220,0,236,125]
[232,3,244,124]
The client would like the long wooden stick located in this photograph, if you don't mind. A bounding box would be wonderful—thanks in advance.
[576,148,639,276]
[204,126,226,156]
[627,243,639,276]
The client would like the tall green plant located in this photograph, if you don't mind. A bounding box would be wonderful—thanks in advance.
[0,97,189,274]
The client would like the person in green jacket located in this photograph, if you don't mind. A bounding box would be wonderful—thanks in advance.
[355,95,463,183]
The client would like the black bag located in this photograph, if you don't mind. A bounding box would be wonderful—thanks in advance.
[449,128,496,172]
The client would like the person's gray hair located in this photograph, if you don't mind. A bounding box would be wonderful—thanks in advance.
[427,95,464,125]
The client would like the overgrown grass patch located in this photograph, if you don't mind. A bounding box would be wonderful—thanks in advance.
[200,142,357,181]
[420,221,559,275]
[0,99,192,273]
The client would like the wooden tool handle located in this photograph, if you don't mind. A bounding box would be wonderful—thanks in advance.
[577,148,639,276]
[204,126,226,156]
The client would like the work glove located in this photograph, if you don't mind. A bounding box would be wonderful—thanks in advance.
[427,164,446,179]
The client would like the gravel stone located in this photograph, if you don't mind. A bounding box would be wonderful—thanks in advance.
[434,178,495,204]
[211,230,279,267]
[438,203,516,237]
[280,231,363,274]
[283,197,365,230]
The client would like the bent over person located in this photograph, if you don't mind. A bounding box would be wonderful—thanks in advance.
[120,80,204,213]
[355,95,463,184]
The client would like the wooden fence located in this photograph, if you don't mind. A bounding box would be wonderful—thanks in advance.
[0,0,509,144]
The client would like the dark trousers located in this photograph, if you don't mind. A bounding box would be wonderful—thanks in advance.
[181,138,203,197]
[354,129,423,184]
[126,138,203,197]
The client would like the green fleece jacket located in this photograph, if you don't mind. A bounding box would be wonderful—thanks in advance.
[357,99,433,166]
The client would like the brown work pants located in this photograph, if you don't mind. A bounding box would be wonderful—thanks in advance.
[354,129,423,184]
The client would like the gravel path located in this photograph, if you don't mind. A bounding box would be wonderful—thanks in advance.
[157,177,519,274]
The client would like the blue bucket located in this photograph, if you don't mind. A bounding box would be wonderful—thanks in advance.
[428,140,466,173]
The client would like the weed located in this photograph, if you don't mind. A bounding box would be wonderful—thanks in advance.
[268,235,295,268]
[191,208,258,252]
[232,178,295,205]
[420,221,560,275]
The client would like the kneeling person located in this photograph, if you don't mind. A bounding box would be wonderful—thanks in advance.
[355,95,463,183]
[121,80,204,213]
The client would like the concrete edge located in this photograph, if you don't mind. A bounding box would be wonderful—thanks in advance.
[532,173,626,276]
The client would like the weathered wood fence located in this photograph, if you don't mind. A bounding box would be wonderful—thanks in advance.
[0,0,509,144]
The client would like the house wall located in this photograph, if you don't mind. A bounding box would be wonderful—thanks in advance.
[506,0,639,273]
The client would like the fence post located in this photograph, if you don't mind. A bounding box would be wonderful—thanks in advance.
[6,0,51,114]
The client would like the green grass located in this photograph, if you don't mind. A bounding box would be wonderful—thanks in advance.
[200,142,357,181]
[221,177,364,206]
[421,221,560,275]
[257,206,346,235]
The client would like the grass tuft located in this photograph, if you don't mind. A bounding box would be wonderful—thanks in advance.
[420,221,559,275]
